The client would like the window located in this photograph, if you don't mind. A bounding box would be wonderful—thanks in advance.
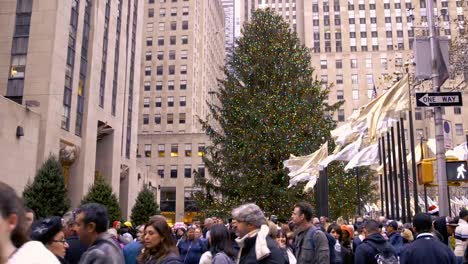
[146,23,153,32]
[198,165,205,178]
[320,60,327,69]
[361,32,367,38]
[336,60,342,69]
[171,144,178,157]
[366,74,374,86]
[155,97,162,107]
[352,90,359,100]
[415,109,422,120]
[169,65,175,75]
[179,113,186,124]
[168,96,174,107]
[157,166,164,178]
[159,22,165,31]
[158,36,164,46]
[359,18,366,24]
[380,58,388,70]
[337,90,344,100]
[145,51,152,61]
[169,50,176,60]
[455,124,464,136]
[158,144,165,157]
[143,114,149,124]
[170,36,176,45]
[167,113,174,124]
[198,144,205,157]
[365,59,372,69]
[185,144,192,156]
[170,165,177,178]
[184,165,191,178]
[182,21,189,30]
[180,65,187,74]
[156,81,163,91]
[146,37,153,46]
[371,31,378,37]
[144,81,151,91]
[155,114,161,124]
[145,66,151,76]
[350,32,356,38]
[144,144,152,157]
[336,75,343,84]
[180,96,186,106]
[351,59,357,68]
[180,80,187,90]
[385,17,391,23]
[454,107,462,115]
[157,51,164,60]
[143,97,150,107]
[351,74,358,85]
[157,66,163,75]
[170,21,177,30]
[171,7,177,16]
[10,55,26,78]
[181,35,188,44]
[168,80,174,90]
[338,109,345,121]
[181,50,188,60]
[182,7,189,16]
[148,8,154,17]
[159,8,166,17]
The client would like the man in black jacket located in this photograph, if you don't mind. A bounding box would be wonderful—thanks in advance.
[232,203,285,264]
[354,220,396,264]
[400,213,456,264]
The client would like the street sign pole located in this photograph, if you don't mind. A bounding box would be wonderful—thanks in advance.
[426,0,449,216]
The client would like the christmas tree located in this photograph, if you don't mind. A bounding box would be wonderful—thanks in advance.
[81,175,121,222]
[130,186,160,226]
[194,9,341,220]
[23,156,70,219]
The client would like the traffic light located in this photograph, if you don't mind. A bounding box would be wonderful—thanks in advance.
[417,158,435,185]
[446,160,468,182]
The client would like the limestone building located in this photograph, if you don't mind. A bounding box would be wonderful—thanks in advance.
[137,0,225,223]
[0,0,143,218]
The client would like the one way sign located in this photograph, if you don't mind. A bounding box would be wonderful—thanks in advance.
[416,92,463,107]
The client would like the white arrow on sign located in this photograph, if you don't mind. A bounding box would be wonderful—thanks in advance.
[418,93,461,106]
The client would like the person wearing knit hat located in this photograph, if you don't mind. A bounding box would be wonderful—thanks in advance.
[112,221,121,229]
[401,229,414,243]
[123,221,132,228]
[30,216,69,263]
[428,205,439,216]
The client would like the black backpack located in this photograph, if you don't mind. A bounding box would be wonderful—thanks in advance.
[307,227,337,264]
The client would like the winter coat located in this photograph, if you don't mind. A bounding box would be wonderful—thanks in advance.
[65,235,88,264]
[79,233,125,264]
[455,218,468,257]
[293,226,329,264]
[142,252,183,264]
[354,233,396,264]
[340,244,354,264]
[400,233,457,264]
[8,241,61,264]
[352,235,364,253]
[236,235,285,264]
[387,232,404,256]
[123,241,143,264]
[199,251,236,264]
[177,238,206,264]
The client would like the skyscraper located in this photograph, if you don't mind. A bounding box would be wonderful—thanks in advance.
[222,0,236,53]
[138,0,225,223]
[0,0,143,217]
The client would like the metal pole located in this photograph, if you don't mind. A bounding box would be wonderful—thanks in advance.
[387,131,395,219]
[426,0,449,216]
[400,117,412,221]
[397,121,407,222]
[391,127,400,220]
[356,168,361,216]
[382,136,390,217]
[323,167,329,218]
[421,136,428,212]
[380,174,384,216]
[407,76,420,215]
[315,172,321,216]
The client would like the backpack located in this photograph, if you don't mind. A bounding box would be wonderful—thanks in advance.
[307,227,337,264]
[366,241,399,264]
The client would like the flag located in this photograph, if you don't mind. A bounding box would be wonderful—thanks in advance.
[372,84,378,99]
[285,142,328,187]
[320,135,363,168]
[344,143,380,171]
[436,38,449,86]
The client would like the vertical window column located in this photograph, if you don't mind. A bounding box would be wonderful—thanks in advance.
[112,0,123,115]
[99,0,111,108]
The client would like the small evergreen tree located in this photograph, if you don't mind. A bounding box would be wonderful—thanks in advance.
[23,156,70,219]
[130,186,160,226]
[81,175,121,222]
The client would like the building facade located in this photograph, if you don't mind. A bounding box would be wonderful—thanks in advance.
[221,0,236,53]
[239,0,468,148]
[138,0,225,223]
[0,0,143,218]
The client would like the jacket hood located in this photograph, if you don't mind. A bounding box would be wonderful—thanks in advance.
[364,233,394,254]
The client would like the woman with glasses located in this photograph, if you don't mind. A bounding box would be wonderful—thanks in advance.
[138,215,182,264]
[30,216,70,263]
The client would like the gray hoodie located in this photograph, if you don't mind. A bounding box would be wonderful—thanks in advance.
[79,233,124,264]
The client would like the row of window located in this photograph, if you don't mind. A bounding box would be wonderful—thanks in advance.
[144,80,187,91]
[142,113,186,125]
[145,65,187,76]
[147,20,188,32]
[143,143,205,158]
[146,35,188,46]
[414,107,463,120]
[335,89,376,101]
[148,7,189,18]
[320,58,396,71]
[143,96,186,107]
[145,50,188,61]
[148,0,189,4]
[155,165,204,179]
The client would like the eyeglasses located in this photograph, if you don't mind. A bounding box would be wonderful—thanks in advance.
[52,239,67,244]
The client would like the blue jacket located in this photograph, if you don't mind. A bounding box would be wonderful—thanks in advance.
[123,241,143,264]
[400,233,457,264]
[387,232,404,256]
[354,233,396,264]
[177,238,206,264]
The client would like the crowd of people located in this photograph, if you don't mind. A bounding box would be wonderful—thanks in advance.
[1,180,468,264]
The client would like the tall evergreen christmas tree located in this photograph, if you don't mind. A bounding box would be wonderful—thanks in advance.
[195,9,340,219]
[81,175,121,222]
[23,156,70,219]
[130,186,160,226]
